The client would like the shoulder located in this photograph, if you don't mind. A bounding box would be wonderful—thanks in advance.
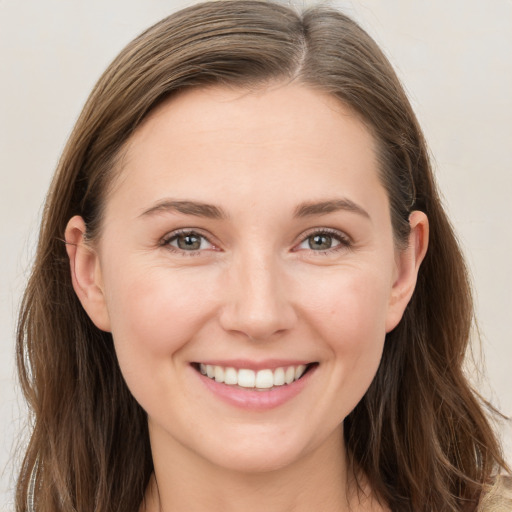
[477,476,512,512]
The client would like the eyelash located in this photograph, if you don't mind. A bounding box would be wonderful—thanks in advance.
[161,228,352,256]
[294,228,352,256]
[161,229,216,256]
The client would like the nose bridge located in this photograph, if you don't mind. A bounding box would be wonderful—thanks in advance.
[220,246,296,340]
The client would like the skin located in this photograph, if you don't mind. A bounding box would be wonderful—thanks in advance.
[66,82,428,512]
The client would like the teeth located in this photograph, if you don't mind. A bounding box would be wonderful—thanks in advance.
[214,366,224,382]
[295,365,306,380]
[224,367,237,385]
[273,367,285,386]
[255,369,274,389]
[285,366,295,385]
[238,369,256,388]
[197,363,311,389]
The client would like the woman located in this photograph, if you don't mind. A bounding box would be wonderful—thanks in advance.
[15,1,510,511]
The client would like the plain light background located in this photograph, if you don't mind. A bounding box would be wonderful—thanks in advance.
[1,0,511,508]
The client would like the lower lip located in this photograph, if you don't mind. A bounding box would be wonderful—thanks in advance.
[194,365,317,411]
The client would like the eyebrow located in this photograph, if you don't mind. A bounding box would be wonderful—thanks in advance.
[139,197,370,220]
[140,199,228,219]
[293,199,370,219]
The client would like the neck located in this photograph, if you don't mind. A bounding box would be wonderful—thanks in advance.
[141,423,385,512]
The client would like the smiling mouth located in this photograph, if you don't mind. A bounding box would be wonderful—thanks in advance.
[191,362,318,391]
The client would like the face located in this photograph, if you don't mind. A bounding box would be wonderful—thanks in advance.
[67,83,426,474]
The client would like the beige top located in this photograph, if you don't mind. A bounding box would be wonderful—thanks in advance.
[477,476,512,511]
[26,463,511,512]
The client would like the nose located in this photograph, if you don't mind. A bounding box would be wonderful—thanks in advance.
[219,251,297,341]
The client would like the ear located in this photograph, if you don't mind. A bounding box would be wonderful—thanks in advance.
[385,211,429,332]
[65,215,111,331]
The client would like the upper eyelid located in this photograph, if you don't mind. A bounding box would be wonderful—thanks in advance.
[160,226,351,251]
[161,229,218,251]
[163,228,213,242]
[292,229,352,257]
[295,227,352,244]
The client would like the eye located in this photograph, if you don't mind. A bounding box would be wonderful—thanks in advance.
[295,229,351,253]
[163,230,215,253]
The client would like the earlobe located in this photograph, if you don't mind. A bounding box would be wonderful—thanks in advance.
[385,211,429,332]
[65,216,111,332]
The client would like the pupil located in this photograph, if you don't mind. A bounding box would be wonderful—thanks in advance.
[310,234,332,250]
[178,234,201,250]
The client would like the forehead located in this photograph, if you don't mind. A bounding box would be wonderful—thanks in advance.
[106,83,385,220]
[130,82,372,155]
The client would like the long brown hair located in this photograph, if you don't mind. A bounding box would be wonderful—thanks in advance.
[16,1,509,510]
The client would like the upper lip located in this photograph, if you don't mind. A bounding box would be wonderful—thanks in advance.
[192,359,315,371]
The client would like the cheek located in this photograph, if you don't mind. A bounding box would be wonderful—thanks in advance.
[296,265,391,346]
[293,266,390,409]
[102,263,222,412]
[104,263,217,366]
[328,277,388,372]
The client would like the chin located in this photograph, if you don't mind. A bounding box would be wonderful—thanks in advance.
[196,424,338,475]
[207,446,305,474]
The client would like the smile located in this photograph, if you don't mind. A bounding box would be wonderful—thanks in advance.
[195,363,313,390]
[192,361,318,410]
